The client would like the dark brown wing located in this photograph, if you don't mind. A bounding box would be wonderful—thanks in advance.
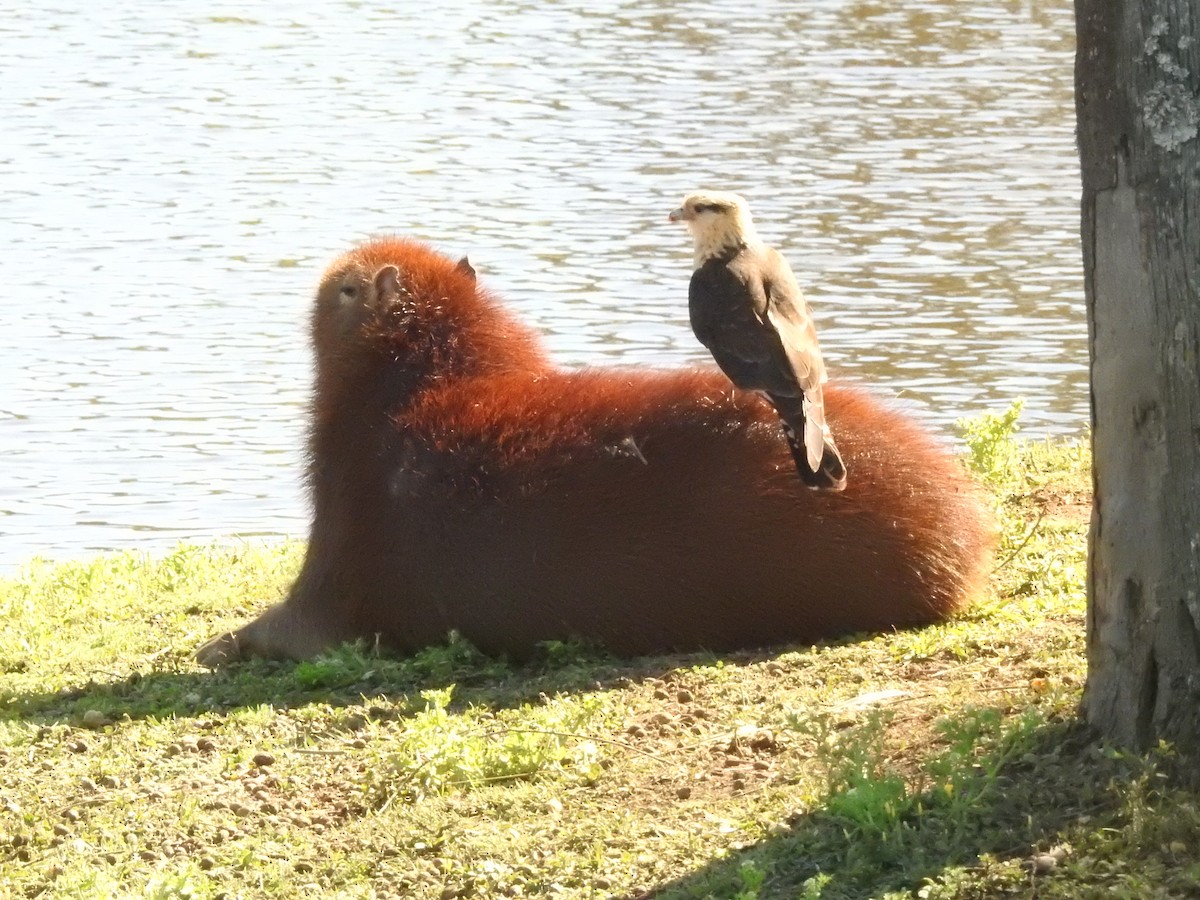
[688,248,845,488]
[688,256,799,396]
[758,247,827,395]
[758,248,844,483]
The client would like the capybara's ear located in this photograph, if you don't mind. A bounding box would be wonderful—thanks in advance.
[456,256,476,281]
[374,265,403,303]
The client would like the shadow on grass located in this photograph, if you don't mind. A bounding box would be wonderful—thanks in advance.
[623,719,1169,900]
[0,636,795,726]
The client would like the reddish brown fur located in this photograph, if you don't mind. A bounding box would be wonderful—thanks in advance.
[196,237,995,665]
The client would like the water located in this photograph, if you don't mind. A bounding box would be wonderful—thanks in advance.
[0,0,1086,572]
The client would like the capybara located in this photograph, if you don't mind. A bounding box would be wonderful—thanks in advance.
[196,237,994,665]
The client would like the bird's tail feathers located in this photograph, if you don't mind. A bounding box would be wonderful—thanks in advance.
[773,394,848,491]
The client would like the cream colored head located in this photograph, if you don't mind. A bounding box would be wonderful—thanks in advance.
[668,191,761,266]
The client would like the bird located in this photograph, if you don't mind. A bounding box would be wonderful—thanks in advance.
[669,190,847,490]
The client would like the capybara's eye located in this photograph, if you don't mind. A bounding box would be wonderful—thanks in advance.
[339,285,358,298]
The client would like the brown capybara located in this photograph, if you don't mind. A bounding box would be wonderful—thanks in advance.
[196,237,994,665]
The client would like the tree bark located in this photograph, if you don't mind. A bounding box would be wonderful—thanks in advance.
[1076,0,1200,750]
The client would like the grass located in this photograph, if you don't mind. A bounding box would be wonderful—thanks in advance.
[2,407,1199,899]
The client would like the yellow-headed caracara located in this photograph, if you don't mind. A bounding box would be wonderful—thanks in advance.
[670,190,847,491]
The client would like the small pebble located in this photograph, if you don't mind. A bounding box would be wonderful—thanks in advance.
[675,786,692,800]
[196,737,216,752]
[676,689,694,703]
[252,752,276,768]
[1028,853,1058,874]
[98,775,120,789]
[139,850,159,862]
[53,824,70,837]
[81,710,112,729]
[730,725,776,752]
[199,856,216,871]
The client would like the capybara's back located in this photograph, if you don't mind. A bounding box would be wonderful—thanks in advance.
[196,237,995,665]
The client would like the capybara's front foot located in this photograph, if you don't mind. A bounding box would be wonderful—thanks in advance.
[195,602,339,667]
[195,630,245,668]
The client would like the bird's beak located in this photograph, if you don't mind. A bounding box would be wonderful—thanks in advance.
[668,206,689,222]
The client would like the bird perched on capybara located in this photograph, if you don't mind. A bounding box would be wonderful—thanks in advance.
[196,237,994,665]
[670,190,846,490]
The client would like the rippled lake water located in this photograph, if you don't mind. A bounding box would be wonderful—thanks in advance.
[0,0,1086,571]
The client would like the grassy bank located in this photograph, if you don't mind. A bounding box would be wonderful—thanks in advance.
[2,418,1198,899]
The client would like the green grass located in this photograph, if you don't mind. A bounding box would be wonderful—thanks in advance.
[2,409,1198,899]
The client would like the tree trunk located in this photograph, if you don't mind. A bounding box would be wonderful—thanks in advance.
[1076,0,1200,751]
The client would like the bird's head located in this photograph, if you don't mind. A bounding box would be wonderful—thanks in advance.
[669,191,760,265]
